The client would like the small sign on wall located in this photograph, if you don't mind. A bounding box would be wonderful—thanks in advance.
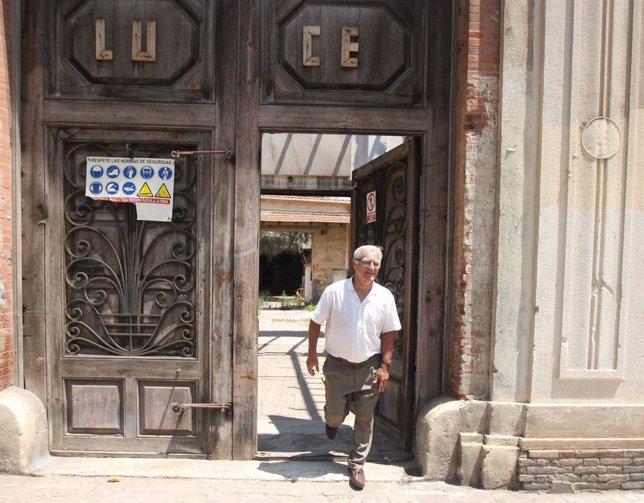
[85,157,175,221]
[366,190,376,223]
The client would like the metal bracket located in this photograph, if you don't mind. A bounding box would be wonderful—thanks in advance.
[172,402,232,413]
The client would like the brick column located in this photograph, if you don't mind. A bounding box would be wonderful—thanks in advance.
[0,0,14,391]
[449,0,500,398]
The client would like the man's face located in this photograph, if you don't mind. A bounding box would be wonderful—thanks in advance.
[353,250,381,283]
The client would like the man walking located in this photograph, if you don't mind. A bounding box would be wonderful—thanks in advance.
[306,245,401,490]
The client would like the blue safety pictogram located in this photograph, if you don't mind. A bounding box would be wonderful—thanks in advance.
[123,166,137,179]
[106,182,119,194]
[141,166,154,179]
[122,182,136,195]
[89,165,104,178]
[89,182,103,195]
[158,166,173,180]
[106,165,120,178]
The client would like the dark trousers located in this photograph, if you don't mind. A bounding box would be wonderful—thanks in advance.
[322,353,381,468]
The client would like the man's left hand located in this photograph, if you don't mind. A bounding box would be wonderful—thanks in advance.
[375,365,389,392]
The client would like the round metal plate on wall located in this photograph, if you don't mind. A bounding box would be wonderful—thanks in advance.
[581,116,621,159]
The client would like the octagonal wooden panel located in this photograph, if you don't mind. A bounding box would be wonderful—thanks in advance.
[261,0,427,107]
[52,0,215,102]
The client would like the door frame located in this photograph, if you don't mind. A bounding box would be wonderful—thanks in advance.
[249,119,447,452]
[230,0,454,458]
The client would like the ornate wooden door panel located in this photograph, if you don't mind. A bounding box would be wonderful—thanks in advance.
[352,138,419,449]
[49,131,214,455]
[20,0,236,457]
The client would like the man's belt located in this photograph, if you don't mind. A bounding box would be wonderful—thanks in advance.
[329,354,380,367]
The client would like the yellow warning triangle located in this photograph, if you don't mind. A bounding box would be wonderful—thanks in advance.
[155,183,171,198]
[138,182,153,197]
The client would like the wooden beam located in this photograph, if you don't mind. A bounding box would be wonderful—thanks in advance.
[416,0,453,407]
[21,0,48,404]
[43,101,217,129]
[232,0,260,460]
[258,105,430,134]
[209,0,235,459]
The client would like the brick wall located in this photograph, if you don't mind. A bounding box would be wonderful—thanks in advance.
[449,0,500,399]
[519,449,644,491]
[0,0,14,391]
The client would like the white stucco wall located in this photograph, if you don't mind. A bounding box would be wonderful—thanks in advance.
[495,1,643,403]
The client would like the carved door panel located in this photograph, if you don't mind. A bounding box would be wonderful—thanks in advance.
[53,0,214,102]
[48,132,219,455]
[351,138,419,449]
[261,0,427,107]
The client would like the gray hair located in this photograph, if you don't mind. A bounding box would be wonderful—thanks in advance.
[353,245,383,261]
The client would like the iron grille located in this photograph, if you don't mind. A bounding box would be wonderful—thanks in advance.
[63,143,198,357]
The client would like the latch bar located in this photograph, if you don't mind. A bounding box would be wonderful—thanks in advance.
[171,149,233,160]
[172,402,232,413]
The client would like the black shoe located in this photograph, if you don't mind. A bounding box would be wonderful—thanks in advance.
[325,424,338,439]
[348,466,365,490]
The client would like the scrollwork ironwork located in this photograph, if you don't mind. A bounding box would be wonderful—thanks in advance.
[63,143,198,357]
[354,160,408,356]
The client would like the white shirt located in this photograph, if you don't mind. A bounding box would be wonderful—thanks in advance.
[311,278,402,363]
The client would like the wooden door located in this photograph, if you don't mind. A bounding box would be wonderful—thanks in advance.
[22,0,235,456]
[351,138,419,449]
[50,134,214,455]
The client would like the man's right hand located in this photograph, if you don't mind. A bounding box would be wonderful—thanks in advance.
[306,354,319,376]
[307,320,321,376]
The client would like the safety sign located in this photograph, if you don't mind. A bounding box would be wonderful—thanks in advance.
[366,190,376,223]
[85,157,175,222]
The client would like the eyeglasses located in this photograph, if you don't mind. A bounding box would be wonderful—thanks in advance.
[355,258,381,268]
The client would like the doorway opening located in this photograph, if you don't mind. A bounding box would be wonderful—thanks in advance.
[259,231,311,303]
[257,132,417,463]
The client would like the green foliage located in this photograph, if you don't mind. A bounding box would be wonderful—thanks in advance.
[258,290,269,309]
[279,295,304,310]
[260,231,310,260]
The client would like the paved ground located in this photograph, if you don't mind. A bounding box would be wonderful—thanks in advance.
[257,309,404,460]
[257,308,331,455]
[1,468,643,502]
[2,309,642,501]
